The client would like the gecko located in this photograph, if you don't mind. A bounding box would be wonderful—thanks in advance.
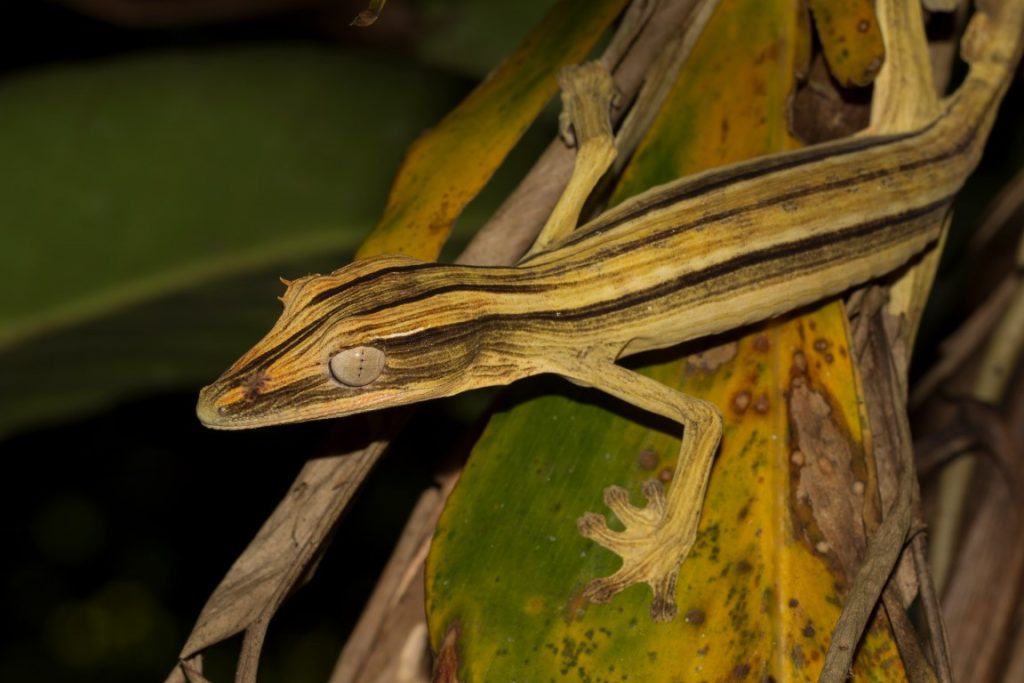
[196,4,1022,622]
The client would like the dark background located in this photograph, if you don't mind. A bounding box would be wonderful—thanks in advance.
[0,2,530,681]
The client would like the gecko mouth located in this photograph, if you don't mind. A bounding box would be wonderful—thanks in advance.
[196,371,336,430]
[195,382,236,429]
[195,373,266,430]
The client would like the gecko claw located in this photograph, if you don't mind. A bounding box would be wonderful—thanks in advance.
[649,573,679,622]
[581,576,619,604]
[581,566,679,622]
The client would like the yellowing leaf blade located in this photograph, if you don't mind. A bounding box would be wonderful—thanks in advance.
[807,0,886,86]
[356,0,630,260]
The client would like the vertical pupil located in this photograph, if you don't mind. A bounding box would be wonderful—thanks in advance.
[330,346,385,387]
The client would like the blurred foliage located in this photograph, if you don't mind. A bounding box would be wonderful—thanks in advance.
[0,44,467,435]
[0,2,554,682]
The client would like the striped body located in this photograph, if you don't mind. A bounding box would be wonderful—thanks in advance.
[197,42,1012,430]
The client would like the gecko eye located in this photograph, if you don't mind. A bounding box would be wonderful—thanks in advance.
[329,346,386,387]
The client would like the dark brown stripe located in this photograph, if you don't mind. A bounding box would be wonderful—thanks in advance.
[551,109,976,265]
[384,194,952,351]
[526,113,947,255]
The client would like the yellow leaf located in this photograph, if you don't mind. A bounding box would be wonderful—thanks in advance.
[356,0,631,261]
[807,0,886,86]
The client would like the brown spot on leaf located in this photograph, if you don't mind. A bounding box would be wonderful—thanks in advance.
[687,342,738,372]
[790,380,866,574]
[813,338,830,352]
[753,394,770,414]
[733,662,752,679]
[684,608,706,625]
[788,598,799,608]
[636,448,659,470]
[793,350,808,373]
[434,622,462,683]
[659,467,674,483]
[753,334,770,352]
[803,622,816,637]
[857,19,870,32]
[735,560,753,574]
[732,391,752,414]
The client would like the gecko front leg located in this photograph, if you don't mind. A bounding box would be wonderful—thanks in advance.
[562,361,722,622]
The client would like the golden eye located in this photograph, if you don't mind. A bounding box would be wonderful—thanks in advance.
[329,346,385,387]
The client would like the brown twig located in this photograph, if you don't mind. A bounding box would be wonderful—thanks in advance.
[821,288,923,682]
[236,616,270,683]
[911,533,953,683]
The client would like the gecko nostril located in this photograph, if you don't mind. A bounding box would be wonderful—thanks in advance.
[241,370,271,401]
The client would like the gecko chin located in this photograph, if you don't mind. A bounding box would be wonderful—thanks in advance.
[195,372,325,430]
[195,381,270,430]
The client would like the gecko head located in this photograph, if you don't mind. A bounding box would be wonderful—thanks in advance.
[196,254,499,430]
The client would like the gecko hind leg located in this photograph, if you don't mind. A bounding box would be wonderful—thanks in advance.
[565,361,722,623]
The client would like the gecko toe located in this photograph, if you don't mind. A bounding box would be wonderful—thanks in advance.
[582,574,626,604]
[602,484,630,508]
[641,479,665,501]
[577,512,621,546]
[649,572,679,622]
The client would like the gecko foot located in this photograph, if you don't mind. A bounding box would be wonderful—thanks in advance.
[577,480,698,623]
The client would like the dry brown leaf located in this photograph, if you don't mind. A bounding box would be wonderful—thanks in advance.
[330,482,453,683]
[936,319,1024,682]
[180,427,396,660]
[823,288,924,681]
[165,654,212,683]
[789,53,872,144]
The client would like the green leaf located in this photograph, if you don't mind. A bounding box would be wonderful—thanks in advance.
[415,0,562,77]
[0,44,468,350]
[0,44,468,434]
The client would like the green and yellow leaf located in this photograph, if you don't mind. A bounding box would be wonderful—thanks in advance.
[356,0,630,260]
[427,0,906,679]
